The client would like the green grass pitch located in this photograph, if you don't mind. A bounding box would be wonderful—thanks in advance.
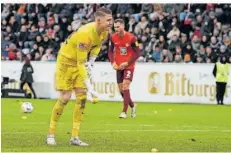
[1,98,231,152]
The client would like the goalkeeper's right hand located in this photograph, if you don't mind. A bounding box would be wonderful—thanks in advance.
[84,79,99,103]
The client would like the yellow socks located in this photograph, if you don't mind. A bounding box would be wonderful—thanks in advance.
[72,93,87,137]
[48,98,67,134]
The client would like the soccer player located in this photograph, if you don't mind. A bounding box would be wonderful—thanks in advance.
[108,19,140,118]
[46,8,113,146]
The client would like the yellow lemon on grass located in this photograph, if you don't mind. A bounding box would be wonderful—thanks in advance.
[21,116,27,120]
[151,148,158,152]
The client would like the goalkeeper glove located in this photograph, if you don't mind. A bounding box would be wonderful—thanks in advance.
[84,79,98,98]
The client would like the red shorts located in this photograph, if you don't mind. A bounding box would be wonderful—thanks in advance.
[116,69,134,83]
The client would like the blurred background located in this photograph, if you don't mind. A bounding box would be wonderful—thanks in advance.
[1,4,231,63]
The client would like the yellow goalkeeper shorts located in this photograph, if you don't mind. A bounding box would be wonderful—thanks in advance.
[55,58,86,91]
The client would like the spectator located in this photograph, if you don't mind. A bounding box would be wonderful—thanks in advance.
[201,35,210,47]
[141,4,153,14]
[53,24,64,41]
[210,36,221,52]
[38,46,45,56]
[175,45,183,57]
[158,35,168,49]
[152,45,162,62]
[8,43,18,60]
[180,33,189,49]
[1,4,231,63]
[41,48,56,61]
[191,35,201,52]
[198,45,207,61]
[161,49,173,62]
[135,15,149,35]
[1,4,10,19]
[71,14,82,31]
[167,25,180,39]
[168,35,180,53]
[174,54,183,63]
[35,35,43,46]
[1,45,9,60]
[59,16,69,32]
[38,17,47,34]
[3,26,17,43]
[16,51,23,61]
[206,46,217,63]
[25,24,39,48]
[42,35,52,50]
[126,16,137,33]
[9,16,19,33]
[223,36,231,53]
[18,25,29,49]
[184,54,193,63]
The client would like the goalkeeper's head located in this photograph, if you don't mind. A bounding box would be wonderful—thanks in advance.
[95,7,113,32]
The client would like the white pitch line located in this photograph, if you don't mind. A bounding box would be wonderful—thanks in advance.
[8,123,222,129]
[2,129,231,134]
[97,124,221,129]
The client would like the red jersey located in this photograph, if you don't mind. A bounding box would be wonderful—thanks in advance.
[109,32,140,70]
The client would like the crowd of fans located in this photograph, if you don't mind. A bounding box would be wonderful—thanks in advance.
[1,4,231,63]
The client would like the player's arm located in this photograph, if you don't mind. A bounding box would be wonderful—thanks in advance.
[75,32,98,98]
[86,46,100,82]
[88,46,100,66]
[76,32,91,81]
[88,32,108,66]
[127,36,141,66]
[119,36,140,70]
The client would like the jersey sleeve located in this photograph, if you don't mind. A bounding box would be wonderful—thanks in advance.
[88,46,100,65]
[76,32,91,80]
[88,31,108,65]
[128,36,140,65]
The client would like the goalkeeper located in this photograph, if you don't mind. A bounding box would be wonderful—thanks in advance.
[46,7,113,147]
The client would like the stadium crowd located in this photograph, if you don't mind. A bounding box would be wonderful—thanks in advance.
[1,4,231,63]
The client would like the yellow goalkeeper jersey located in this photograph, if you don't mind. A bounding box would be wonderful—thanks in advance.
[57,22,108,80]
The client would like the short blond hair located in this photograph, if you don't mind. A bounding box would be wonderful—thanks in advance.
[95,7,112,17]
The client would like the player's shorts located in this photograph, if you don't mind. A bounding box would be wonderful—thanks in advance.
[116,69,134,83]
[55,56,86,91]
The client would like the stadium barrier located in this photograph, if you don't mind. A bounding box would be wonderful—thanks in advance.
[1,61,231,104]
